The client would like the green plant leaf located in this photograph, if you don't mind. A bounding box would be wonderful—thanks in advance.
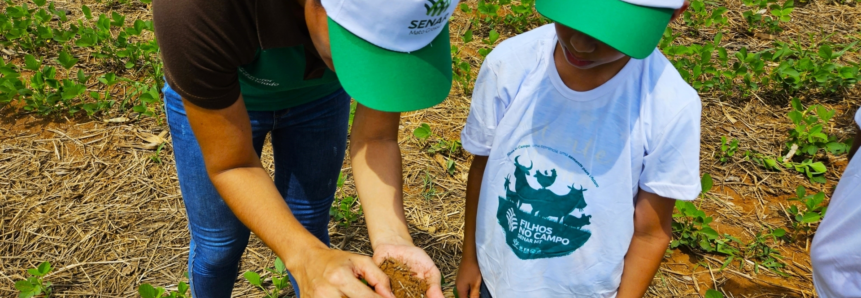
[98,73,117,85]
[790,97,803,111]
[18,290,37,298]
[75,34,96,48]
[413,123,431,140]
[701,173,713,194]
[24,55,41,71]
[82,5,92,20]
[787,110,802,125]
[110,11,125,27]
[801,211,821,223]
[700,227,719,239]
[36,261,51,275]
[177,281,189,295]
[243,271,261,287]
[26,268,40,276]
[818,44,833,60]
[138,284,157,298]
[77,69,89,84]
[462,29,473,43]
[14,280,35,293]
[133,104,148,114]
[812,192,826,207]
[705,289,724,298]
[486,29,499,45]
[826,142,848,155]
[812,175,826,184]
[274,257,286,274]
[772,228,786,237]
[156,287,167,298]
[57,51,78,70]
[272,276,285,289]
[796,185,805,199]
[810,162,827,173]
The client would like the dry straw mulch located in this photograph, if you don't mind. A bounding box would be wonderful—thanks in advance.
[2,0,861,297]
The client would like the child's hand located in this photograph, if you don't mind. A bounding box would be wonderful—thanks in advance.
[455,258,483,298]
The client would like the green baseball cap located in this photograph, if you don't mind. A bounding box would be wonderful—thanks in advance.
[535,0,682,60]
[323,0,459,112]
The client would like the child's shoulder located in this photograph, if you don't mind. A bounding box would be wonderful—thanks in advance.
[638,51,702,132]
[641,51,701,111]
[482,24,557,72]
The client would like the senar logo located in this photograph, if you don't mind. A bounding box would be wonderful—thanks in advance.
[408,0,452,34]
[424,0,451,16]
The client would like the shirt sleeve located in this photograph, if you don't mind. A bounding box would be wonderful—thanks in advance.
[639,101,703,201]
[461,61,507,156]
[152,0,256,109]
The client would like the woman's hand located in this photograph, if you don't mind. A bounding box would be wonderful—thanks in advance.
[294,247,396,298]
[455,257,483,298]
[373,243,445,298]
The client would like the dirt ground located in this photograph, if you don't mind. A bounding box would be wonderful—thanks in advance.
[2,0,860,297]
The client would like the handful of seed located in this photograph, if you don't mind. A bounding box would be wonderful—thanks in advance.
[343,258,428,298]
[380,258,428,298]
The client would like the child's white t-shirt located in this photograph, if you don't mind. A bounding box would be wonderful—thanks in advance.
[461,24,702,298]
[811,108,861,298]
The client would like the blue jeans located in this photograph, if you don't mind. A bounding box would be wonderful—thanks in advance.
[164,84,350,298]
[480,282,492,298]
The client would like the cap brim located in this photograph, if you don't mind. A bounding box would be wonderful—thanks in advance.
[328,18,452,112]
[536,0,673,59]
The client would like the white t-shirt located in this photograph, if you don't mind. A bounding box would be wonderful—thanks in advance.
[811,108,861,298]
[461,24,702,298]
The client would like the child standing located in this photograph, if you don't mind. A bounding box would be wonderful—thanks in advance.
[456,1,699,297]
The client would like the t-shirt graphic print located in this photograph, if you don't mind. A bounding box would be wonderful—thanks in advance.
[461,24,702,298]
[498,154,593,260]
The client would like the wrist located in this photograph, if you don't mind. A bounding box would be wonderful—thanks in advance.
[460,245,479,264]
[280,242,329,272]
[371,232,414,250]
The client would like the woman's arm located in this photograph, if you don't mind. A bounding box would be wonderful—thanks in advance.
[184,97,393,298]
[349,103,444,298]
[350,103,443,298]
[349,103,410,248]
[616,190,676,298]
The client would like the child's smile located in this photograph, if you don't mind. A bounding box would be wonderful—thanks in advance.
[560,43,596,68]
[553,24,631,91]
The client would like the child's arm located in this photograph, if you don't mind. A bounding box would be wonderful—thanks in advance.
[456,155,489,298]
[616,189,676,298]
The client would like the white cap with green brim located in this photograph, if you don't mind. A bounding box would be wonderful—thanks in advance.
[322,0,459,112]
[536,0,684,59]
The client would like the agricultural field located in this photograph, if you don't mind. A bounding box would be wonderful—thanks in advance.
[1,0,860,297]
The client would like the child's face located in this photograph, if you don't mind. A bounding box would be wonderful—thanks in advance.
[554,23,627,70]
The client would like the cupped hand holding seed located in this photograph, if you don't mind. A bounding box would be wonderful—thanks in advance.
[373,243,445,298]
[294,247,395,298]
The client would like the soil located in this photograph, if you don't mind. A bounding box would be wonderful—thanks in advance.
[2,0,860,297]
[341,258,429,298]
[381,258,429,298]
